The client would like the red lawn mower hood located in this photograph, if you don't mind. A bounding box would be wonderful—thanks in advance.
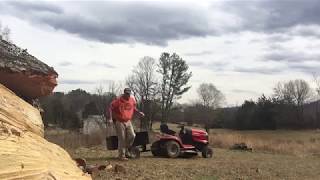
[191,128,209,142]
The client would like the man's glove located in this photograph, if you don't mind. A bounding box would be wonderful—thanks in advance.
[107,118,113,124]
[139,112,145,117]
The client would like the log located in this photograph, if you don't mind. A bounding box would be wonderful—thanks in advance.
[0,83,43,136]
[0,83,91,179]
[0,39,58,99]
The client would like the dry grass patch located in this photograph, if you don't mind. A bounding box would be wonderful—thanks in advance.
[45,124,320,157]
[210,129,320,156]
[45,129,105,150]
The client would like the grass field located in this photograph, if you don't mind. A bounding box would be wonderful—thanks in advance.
[209,129,320,156]
[46,124,320,180]
[70,145,320,180]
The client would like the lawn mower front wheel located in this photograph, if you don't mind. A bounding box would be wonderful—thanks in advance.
[128,146,140,159]
[201,146,213,158]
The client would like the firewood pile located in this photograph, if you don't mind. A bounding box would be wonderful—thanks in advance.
[0,39,58,100]
[0,40,91,179]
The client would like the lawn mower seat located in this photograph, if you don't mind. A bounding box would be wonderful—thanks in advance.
[180,128,193,145]
[160,124,176,135]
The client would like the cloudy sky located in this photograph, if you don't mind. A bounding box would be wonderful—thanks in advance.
[1,0,319,106]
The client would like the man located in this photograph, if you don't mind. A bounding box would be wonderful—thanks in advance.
[108,88,144,161]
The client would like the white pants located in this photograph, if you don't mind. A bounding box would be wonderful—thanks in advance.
[114,120,136,158]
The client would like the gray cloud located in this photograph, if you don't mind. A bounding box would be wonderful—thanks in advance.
[265,44,286,51]
[288,63,320,73]
[224,40,234,44]
[0,0,320,46]
[263,51,320,63]
[249,39,263,44]
[184,50,213,57]
[233,66,283,75]
[260,48,320,74]
[183,48,320,75]
[89,61,116,69]
[2,0,320,46]
[5,1,63,14]
[263,52,303,62]
[0,1,212,46]
[59,79,96,85]
[231,89,260,95]
[58,61,72,66]
[187,60,229,72]
[59,79,113,85]
[188,61,205,67]
[289,25,320,38]
[266,34,292,43]
[210,61,229,72]
[223,0,320,34]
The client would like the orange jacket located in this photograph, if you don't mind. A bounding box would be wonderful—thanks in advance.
[109,96,137,122]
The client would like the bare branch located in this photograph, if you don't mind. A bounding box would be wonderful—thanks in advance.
[2,26,11,42]
[273,79,313,105]
[197,83,225,109]
[312,73,320,99]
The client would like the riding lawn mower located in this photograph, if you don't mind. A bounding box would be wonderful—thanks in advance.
[151,124,213,158]
[106,123,213,159]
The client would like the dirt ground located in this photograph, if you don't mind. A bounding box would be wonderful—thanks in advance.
[48,126,320,179]
[70,145,320,180]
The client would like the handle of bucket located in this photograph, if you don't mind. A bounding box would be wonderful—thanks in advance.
[106,121,115,137]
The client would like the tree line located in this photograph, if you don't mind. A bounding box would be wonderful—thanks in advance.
[230,79,320,130]
[169,79,320,130]
[40,51,320,131]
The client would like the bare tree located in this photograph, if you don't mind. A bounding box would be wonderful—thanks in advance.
[197,83,224,132]
[92,85,107,129]
[313,73,320,128]
[273,79,313,124]
[274,82,294,104]
[106,81,122,96]
[0,21,11,42]
[275,80,313,106]
[91,84,120,131]
[126,57,158,102]
[94,81,122,117]
[2,26,11,42]
[126,56,159,129]
[0,22,2,39]
[197,83,225,109]
[94,85,107,115]
[313,73,320,99]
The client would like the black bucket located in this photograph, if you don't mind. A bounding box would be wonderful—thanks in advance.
[106,131,149,150]
[106,136,118,150]
[133,131,149,146]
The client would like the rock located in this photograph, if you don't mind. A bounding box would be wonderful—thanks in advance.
[75,158,87,170]
[114,164,126,173]
[230,143,253,152]
[105,164,113,171]
[256,168,260,173]
[75,158,113,175]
